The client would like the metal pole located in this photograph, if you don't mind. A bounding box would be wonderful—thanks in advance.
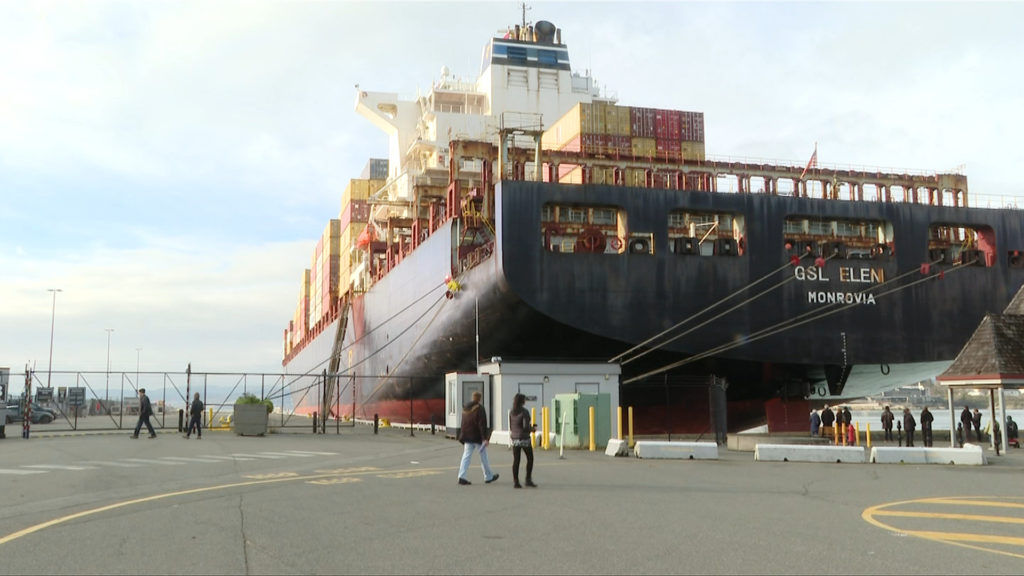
[105,328,113,415]
[409,378,414,437]
[46,288,62,390]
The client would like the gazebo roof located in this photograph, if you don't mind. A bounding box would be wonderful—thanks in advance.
[937,285,1024,385]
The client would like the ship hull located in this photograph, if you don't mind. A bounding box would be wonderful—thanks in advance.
[286,181,1024,431]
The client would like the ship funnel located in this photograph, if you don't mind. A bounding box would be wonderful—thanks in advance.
[535,20,556,44]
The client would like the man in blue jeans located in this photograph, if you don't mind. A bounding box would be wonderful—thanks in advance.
[457,391,498,486]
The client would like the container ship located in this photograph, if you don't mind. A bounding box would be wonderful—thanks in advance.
[281,18,1024,433]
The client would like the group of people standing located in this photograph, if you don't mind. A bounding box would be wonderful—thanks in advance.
[960,406,985,443]
[881,405,934,447]
[812,404,854,443]
[457,391,538,489]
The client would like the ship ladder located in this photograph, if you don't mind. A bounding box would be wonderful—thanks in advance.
[323,290,353,432]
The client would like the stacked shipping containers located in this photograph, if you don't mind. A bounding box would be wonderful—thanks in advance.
[309,220,341,325]
[542,102,706,185]
[339,178,384,296]
[289,269,311,350]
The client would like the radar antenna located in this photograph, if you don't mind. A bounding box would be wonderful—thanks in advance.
[520,2,532,29]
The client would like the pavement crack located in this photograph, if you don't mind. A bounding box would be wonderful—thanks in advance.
[238,494,251,574]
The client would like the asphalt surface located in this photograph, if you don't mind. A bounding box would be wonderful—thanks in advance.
[1,426,1023,575]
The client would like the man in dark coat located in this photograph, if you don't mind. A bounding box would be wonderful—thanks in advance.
[903,408,916,447]
[810,409,821,437]
[820,404,835,439]
[881,406,895,442]
[973,409,983,442]
[920,407,934,447]
[131,388,156,439]
[960,407,973,443]
[456,391,498,486]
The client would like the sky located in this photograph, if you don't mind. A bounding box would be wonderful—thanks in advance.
[2,0,1023,387]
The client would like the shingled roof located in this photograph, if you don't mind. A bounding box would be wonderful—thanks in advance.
[937,284,1024,385]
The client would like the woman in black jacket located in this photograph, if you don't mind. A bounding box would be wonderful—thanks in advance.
[509,393,538,489]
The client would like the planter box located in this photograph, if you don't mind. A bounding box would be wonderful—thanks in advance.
[233,404,269,436]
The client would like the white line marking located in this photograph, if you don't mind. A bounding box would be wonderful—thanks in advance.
[283,450,338,456]
[77,461,144,468]
[198,455,256,461]
[160,456,224,463]
[122,458,183,466]
[0,469,48,475]
[23,464,97,471]
[261,451,315,458]
[230,453,283,459]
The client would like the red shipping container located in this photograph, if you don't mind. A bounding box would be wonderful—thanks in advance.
[606,133,630,153]
[655,109,681,141]
[656,139,681,161]
[630,107,655,138]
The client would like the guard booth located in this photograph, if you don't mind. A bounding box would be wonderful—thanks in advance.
[445,361,620,445]
[552,393,612,449]
[444,372,491,439]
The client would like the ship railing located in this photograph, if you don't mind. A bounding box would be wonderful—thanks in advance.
[704,154,953,178]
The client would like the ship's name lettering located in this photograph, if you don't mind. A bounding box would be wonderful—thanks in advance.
[793,266,884,284]
[807,291,877,305]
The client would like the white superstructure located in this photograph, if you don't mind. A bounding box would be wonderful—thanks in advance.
[354,20,611,205]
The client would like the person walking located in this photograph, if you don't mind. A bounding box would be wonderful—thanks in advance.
[131,388,156,439]
[920,407,934,447]
[509,393,538,489]
[456,391,498,486]
[820,404,835,439]
[185,392,204,439]
[881,406,895,442]
[903,407,916,447]
[973,409,983,442]
[810,409,821,437]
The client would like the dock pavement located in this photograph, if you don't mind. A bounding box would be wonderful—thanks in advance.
[1,425,1023,575]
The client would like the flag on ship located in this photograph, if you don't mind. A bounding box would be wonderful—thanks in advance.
[800,144,818,180]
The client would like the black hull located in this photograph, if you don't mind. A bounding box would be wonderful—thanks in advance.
[286,180,1024,421]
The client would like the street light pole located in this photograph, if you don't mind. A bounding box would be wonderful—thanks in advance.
[46,288,62,390]
[105,328,114,414]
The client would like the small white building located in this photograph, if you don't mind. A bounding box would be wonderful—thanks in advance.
[445,361,620,440]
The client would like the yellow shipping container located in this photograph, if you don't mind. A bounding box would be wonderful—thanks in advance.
[558,165,582,184]
[680,141,706,162]
[625,168,647,188]
[322,219,341,257]
[631,137,656,158]
[542,102,584,150]
[342,178,385,208]
[604,105,631,137]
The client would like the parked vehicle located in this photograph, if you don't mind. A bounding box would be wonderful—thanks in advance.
[4,403,56,424]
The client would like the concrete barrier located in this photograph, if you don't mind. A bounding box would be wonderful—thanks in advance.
[634,441,719,460]
[605,438,631,457]
[870,444,986,465]
[754,444,865,463]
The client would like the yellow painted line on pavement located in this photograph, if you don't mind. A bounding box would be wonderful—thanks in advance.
[872,509,1024,525]
[863,496,1024,560]
[0,464,454,547]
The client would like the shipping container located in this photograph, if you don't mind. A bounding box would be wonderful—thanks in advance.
[360,158,389,180]
[680,141,706,162]
[605,104,632,136]
[630,137,656,158]
[341,178,385,209]
[630,107,656,138]
[625,168,647,188]
[656,139,682,161]
[654,109,681,141]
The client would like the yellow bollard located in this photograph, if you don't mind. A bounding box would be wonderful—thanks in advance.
[617,406,623,440]
[542,406,549,450]
[589,405,596,451]
[854,422,860,446]
[628,406,635,448]
[866,422,871,450]
[208,407,213,429]
[834,422,839,445]
[531,407,537,448]
[842,423,847,446]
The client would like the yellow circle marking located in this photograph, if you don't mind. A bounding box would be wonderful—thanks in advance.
[863,496,1024,559]
[0,464,452,547]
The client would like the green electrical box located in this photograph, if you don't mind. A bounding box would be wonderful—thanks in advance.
[552,392,611,449]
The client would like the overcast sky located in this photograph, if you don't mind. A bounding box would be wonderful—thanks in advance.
[2,0,1023,383]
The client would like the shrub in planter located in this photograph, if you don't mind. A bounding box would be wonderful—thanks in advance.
[233,394,272,436]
